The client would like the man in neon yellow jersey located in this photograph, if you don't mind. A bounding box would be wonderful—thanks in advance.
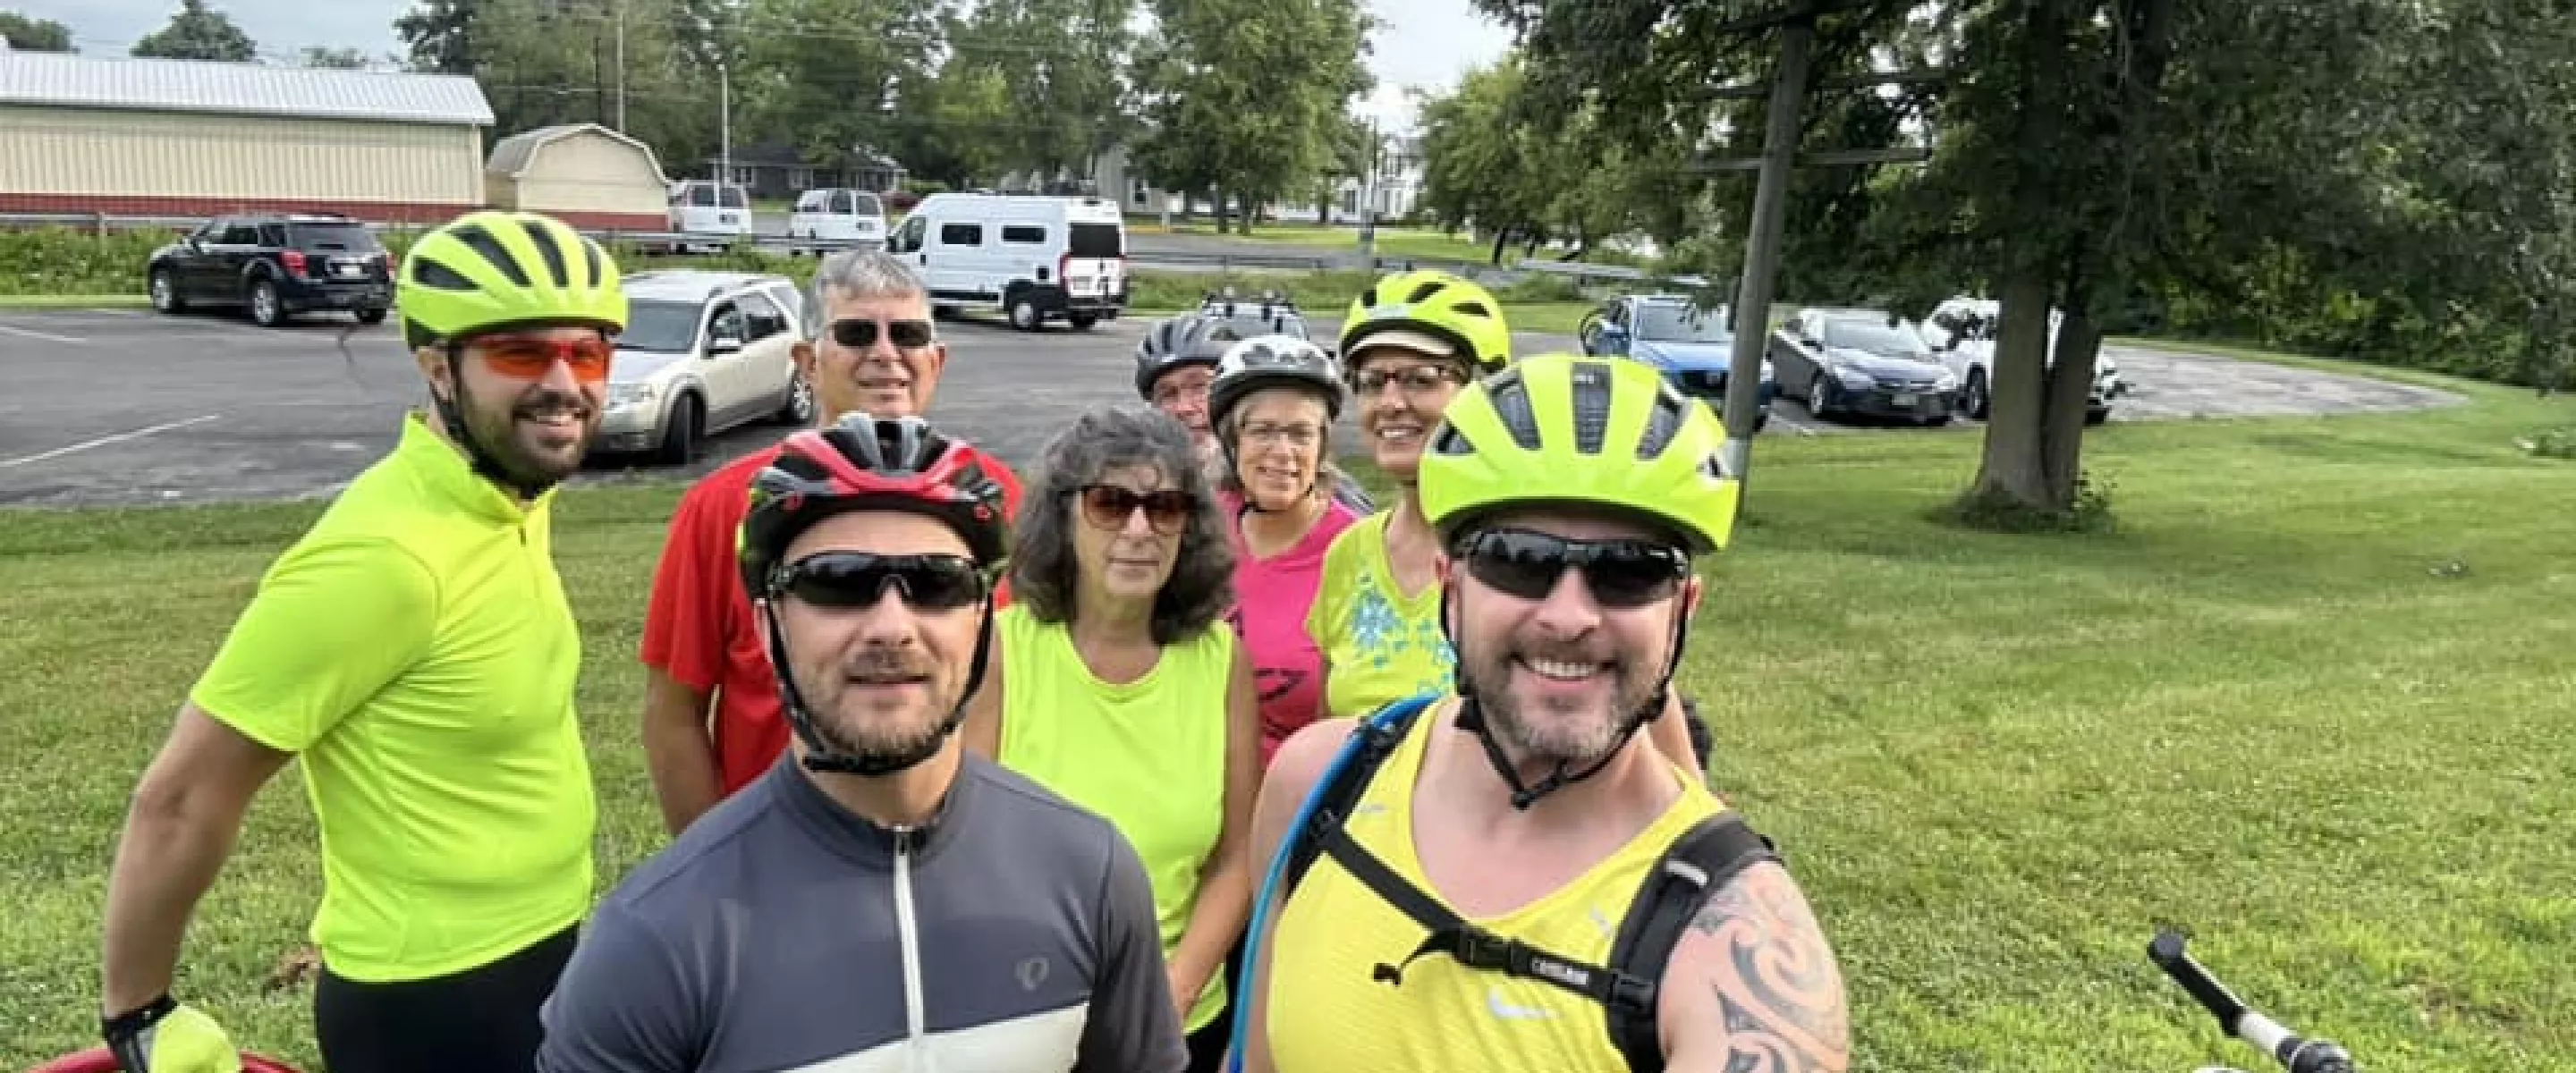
[97,211,623,1073]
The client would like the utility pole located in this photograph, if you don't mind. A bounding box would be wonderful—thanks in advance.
[614,1,626,131]
[1358,115,1380,264]
[1717,16,1814,486]
[717,63,731,185]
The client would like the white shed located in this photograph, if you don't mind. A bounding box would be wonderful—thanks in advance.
[484,123,672,232]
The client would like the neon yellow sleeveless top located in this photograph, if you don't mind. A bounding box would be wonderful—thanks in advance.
[1266,701,1724,1071]
[993,604,1235,1033]
[1307,511,1455,721]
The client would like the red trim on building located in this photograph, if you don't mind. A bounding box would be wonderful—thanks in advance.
[0,193,667,233]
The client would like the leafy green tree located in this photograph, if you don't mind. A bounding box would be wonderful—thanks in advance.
[1131,0,1372,232]
[131,0,256,63]
[0,10,74,51]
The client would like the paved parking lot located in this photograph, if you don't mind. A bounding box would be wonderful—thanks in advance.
[0,308,2462,509]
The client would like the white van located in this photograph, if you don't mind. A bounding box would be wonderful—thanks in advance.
[786,188,889,252]
[667,180,753,252]
[885,192,1128,331]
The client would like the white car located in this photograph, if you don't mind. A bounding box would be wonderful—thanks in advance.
[1920,296,2126,424]
[787,188,888,252]
[594,271,813,464]
[886,192,1128,331]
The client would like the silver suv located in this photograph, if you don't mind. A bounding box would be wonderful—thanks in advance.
[594,271,813,464]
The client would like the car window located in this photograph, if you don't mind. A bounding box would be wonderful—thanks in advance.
[852,192,883,216]
[889,215,926,252]
[1002,224,1046,244]
[766,283,806,327]
[690,184,717,207]
[620,299,703,353]
[257,224,287,247]
[290,223,380,252]
[1636,304,1731,343]
[1820,319,1928,357]
[720,185,750,209]
[940,223,984,246]
[708,301,746,342]
[736,291,790,341]
[220,224,261,244]
[1068,222,1122,258]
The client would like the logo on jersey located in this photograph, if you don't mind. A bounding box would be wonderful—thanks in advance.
[1486,986,1557,1020]
[1017,956,1051,992]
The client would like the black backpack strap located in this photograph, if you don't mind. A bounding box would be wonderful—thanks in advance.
[1277,692,1437,898]
[1601,811,1783,1073]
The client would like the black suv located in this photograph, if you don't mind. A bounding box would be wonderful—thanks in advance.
[147,213,394,327]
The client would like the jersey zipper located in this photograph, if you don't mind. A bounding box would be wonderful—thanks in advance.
[893,825,927,1071]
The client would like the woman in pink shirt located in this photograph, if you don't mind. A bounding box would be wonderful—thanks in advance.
[1205,335,1363,768]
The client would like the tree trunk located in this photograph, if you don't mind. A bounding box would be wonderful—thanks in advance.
[1490,228,1510,266]
[2039,304,2104,506]
[1966,272,2059,509]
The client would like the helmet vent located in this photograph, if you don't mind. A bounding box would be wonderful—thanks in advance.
[1570,359,1614,454]
[582,241,606,290]
[1455,300,1496,321]
[1430,423,1474,455]
[1637,385,1689,460]
[448,224,530,288]
[1404,279,1446,304]
[412,257,479,291]
[530,225,571,289]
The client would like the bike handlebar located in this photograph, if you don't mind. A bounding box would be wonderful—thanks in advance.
[2149,928,2356,1073]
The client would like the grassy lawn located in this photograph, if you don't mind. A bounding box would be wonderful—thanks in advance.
[4,349,2572,1069]
[1131,221,1514,266]
[0,294,153,309]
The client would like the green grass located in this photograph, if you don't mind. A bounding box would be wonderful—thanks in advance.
[0,294,153,309]
[1130,221,1511,266]
[4,349,2574,1069]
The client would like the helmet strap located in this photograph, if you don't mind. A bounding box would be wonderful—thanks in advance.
[437,351,556,502]
[1437,580,1694,811]
[756,588,995,779]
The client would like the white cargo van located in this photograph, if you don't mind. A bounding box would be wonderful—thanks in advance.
[885,193,1128,331]
[667,180,753,253]
[787,188,889,252]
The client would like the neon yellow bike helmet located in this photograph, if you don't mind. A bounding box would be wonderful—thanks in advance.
[1419,351,1739,554]
[1338,269,1511,375]
[397,210,627,346]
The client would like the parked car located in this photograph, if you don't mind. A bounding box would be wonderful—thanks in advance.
[1771,308,1961,425]
[886,192,1128,331]
[1195,287,1313,343]
[666,179,754,253]
[594,270,811,464]
[787,187,889,252]
[1579,293,1777,433]
[146,213,393,327]
[1919,295,2126,424]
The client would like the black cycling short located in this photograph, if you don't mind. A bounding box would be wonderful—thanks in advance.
[313,924,579,1073]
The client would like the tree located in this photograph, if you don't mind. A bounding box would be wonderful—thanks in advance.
[396,0,480,73]
[1415,55,1682,264]
[1131,0,1373,232]
[733,0,942,180]
[0,10,74,51]
[938,0,1138,182]
[300,46,370,69]
[131,0,256,63]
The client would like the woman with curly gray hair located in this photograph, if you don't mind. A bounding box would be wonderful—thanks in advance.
[962,404,1257,1072]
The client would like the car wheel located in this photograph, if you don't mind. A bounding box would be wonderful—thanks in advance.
[777,371,815,425]
[1068,313,1098,330]
[1809,376,1836,418]
[1009,296,1044,332]
[355,308,388,325]
[2086,406,2111,426]
[1964,368,1990,420]
[249,280,286,327]
[657,394,702,465]
[150,269,187,314]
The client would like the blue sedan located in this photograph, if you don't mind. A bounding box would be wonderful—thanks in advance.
[1578,295,1777,433]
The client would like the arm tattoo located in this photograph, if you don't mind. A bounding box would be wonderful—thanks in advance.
[1689,864,1850,1072]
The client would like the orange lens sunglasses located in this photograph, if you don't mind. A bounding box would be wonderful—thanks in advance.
[472,334,614,384]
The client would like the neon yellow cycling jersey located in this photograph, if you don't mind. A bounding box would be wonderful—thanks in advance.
[191,412,596,983]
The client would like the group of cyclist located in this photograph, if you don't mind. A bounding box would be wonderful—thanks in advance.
[90,208,1849,1073]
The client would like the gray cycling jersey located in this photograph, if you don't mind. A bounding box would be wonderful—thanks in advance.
[536,750,1189,1073]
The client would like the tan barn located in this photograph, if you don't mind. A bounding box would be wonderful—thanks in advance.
[485,123,672,232]
[0,51,489,224]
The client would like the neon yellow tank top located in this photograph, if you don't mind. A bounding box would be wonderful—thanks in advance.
[1265,702,1723,1071]
[993,604,1235,1033]
[1307,511,1455,721]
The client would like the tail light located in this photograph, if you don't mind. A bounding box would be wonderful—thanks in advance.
[280,250,308,278]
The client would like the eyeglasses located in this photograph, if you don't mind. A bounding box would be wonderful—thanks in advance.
[774,551,987,611]
[1239,421,1322,447]
[1454,528,1688,609]
[1349,365,1464,396]
[1072,484,1196,534]
[471,334,613,384]
[829,317,936,350]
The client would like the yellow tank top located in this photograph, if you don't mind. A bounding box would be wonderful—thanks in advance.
[992,604,1236,1033]
[1266,701,1724,1071]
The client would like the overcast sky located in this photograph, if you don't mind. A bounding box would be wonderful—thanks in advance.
[9,0,1513,130]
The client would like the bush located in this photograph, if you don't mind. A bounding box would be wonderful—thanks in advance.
[2514,427,2576,459]
[0,226,176,296]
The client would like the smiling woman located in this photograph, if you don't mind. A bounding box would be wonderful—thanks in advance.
[959,405,1261,1072]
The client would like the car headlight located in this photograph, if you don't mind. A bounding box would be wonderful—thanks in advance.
[607,382,658,410]
[1935,371,1960,392]
[1834,365,1874,389]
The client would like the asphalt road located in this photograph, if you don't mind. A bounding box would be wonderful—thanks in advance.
[0,308,2462,510]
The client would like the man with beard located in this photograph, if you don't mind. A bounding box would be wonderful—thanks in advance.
[538,413,1189,1073]
[640,249,1025,836]
[1233,354,1851,1073]
[97,211,626,1073]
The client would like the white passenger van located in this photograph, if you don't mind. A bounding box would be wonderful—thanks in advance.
[786,188,889,253]
[666,179,753,252]
[885,193,1128,331]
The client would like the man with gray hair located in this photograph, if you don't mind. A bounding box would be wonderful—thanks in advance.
[637,249,1028,835]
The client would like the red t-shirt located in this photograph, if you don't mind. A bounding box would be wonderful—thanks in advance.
[639,444,1024,796]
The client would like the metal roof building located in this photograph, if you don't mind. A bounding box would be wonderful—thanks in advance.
[0,51,495,224]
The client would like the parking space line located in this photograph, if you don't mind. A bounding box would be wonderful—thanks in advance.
[0,414,222,469]
[0,322,87,344]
